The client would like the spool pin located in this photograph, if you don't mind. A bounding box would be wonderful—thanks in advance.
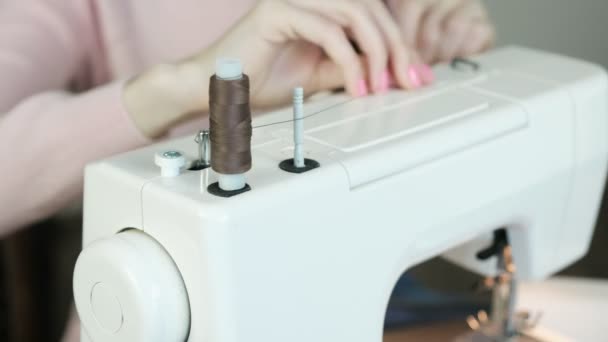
[278,87,320,174]
[293,87,305,168]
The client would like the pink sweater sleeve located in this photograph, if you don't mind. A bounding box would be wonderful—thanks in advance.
[0,1,149,236]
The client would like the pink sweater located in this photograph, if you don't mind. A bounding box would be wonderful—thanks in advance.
[0,0,255,235]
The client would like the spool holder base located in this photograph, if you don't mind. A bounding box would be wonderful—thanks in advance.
[207,182,251,198]
[189,161,210,171]
[279,158,320,174]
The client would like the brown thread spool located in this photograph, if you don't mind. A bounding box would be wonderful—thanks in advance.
[208,62,252,192]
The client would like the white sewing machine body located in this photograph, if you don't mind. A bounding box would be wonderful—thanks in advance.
[74,47,608,342]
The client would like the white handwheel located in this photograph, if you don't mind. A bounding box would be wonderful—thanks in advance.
[73,229,190,342]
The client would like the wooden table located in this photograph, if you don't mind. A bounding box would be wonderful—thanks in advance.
[383,321,470,342]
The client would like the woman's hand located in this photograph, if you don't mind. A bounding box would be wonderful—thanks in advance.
[387,0,495,64]
[125,0,425,138]
[204,0,423,106]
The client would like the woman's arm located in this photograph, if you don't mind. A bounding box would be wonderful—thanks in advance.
[0,1,149,236]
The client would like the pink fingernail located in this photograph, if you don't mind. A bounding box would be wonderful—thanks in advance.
[417,64,435,85]
[379,70,390,92]
[356,79,368,97]
[408,66,422,89]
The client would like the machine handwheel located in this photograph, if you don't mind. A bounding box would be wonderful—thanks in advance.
[73,229,190,342]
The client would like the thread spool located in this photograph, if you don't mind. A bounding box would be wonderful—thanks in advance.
[209,58,252,192]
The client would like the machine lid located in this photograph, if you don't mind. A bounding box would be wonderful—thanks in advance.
[303,88,528,188]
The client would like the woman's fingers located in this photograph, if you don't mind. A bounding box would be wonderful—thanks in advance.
[287,0,394,92]
[252,0,441,96]
[361,0,416,90]
[440,2,492,61]
[460,19,495,57]
[271,2,366,96]
[436,5,472,62]
[308,58,351,94]
[413,0,494,63]
[419,0,465,63]
[389,0,426,49]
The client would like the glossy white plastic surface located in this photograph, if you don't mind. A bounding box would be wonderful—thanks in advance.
[74,229,190,342]
[76,46,608,342]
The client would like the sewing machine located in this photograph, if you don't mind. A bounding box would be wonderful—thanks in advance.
[73,46,608,342]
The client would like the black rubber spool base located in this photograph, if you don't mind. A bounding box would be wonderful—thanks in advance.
[279,158,320,174]
[188,161,210,171]
[207,182,251,198]
[451,57,480,71]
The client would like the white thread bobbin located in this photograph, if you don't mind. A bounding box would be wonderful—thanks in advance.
[293,87,305,168]
[215,58,247,191]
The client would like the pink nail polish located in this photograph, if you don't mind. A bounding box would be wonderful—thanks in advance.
[408,66,422,89]
[356,79,368,97]
[379,70,390,92]
[417,64,435,85]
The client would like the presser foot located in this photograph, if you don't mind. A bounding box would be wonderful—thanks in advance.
[455,229,544,342]
[453,330,546,342]
[453,309,544,342]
